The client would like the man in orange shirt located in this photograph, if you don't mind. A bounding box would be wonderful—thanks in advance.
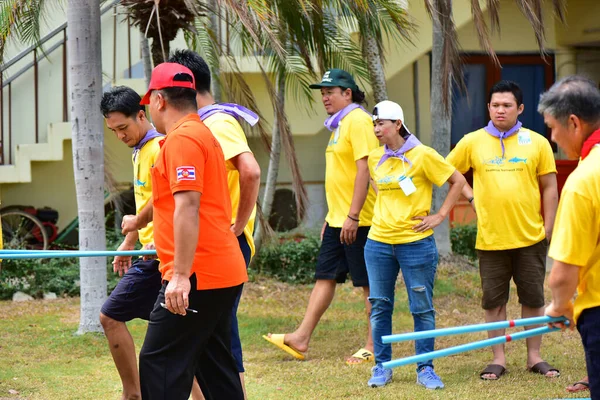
[138,62,247,400]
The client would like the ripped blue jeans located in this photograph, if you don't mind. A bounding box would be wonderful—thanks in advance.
[365,236,438,370]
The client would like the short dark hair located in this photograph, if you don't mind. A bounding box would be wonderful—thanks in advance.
[168,49,211,94]
[488,80,523,106]
[100,86,144,118]
[158,87,198,111]
[538,75,600,127]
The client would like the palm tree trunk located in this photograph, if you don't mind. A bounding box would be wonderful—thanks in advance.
[430,0,452,256]
[362,32,388,103]
[209,0,222,102]
[253,72,285,254]
[140,29,152,88]
[150,38,169,67]
[67,0,107,334]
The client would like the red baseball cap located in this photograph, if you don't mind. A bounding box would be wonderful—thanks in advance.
[140,62,196,105]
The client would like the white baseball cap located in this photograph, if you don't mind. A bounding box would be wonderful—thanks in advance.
[372,100,404,122]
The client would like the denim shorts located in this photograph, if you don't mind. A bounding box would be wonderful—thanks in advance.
[314,224,370,287]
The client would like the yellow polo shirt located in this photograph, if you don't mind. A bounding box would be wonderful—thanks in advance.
[446,127,556,250]
[549,145,600,323]
[133,135,162,247]
[325,108,379,228]
[203,112,256,257]
[368,145,455,244]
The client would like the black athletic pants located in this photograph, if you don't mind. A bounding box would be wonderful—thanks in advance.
[139,275,244,400]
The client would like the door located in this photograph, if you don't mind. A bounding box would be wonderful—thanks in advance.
[451,54,555,146]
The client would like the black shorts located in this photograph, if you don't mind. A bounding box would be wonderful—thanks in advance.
[101,258,162,322]
[315,224,370,287]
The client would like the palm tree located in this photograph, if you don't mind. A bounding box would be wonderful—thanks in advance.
[208,0,413,252]
[426,0,566,255]
[121,0,200,66]
[0,0,108,334]
[67,0,107,334]
[325,0,413,103]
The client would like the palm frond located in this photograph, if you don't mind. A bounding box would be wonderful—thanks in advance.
[426,0,465,111]
[513,0,566,56]
[514,0,545,53]
[218,0,288,60]
[486,0,501,34]
[551,0,566,22]
[471,0,499,67]
[0,0,51,64]
[121,0,199,42]
[258,65,309,222]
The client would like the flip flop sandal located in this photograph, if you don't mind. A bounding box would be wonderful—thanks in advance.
[480,364,507,380]
[262,334,305,360]
[566,380,589,393]
[346,348,374,365]
[528,361,560,377]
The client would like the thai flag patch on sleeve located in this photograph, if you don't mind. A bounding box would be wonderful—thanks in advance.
[176,166,196,181]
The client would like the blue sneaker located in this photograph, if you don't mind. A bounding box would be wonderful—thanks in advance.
[368,364,393,388]
[417,366,444,389]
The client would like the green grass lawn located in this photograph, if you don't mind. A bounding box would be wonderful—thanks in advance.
[0,261,590,399]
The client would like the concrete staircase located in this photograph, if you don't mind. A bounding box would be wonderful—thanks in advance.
[0,122,71,183]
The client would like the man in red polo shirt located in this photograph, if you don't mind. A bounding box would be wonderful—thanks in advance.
[138,62,247,400]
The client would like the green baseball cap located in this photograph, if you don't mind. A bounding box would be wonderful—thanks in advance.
[309,69,358,91]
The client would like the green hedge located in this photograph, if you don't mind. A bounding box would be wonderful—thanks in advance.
[0,229,124,300]
[251,233,320,284]
[450,223,478,260]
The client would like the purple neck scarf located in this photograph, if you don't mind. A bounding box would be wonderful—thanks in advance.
[198,103,259,126]
[484,120,522,158]
[134,129,163,152]
[324,103,367,131]
[375,134,422,170]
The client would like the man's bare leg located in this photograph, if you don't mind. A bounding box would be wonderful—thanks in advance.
[523,305,559,377]
[481,305,507,379]
[190,373,242,399]
[268,279,336,353]
[240,373,247,400]
[346,286,374,364]
[190,378,204,400]
[100,313,141,400]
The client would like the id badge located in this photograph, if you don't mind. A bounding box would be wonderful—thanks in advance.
[399,176,416,196]
[518,131,531,145]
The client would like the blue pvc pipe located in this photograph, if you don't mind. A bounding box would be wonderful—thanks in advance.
[0,250,156,259]
[382,326,558,369]
[382,316,566,343]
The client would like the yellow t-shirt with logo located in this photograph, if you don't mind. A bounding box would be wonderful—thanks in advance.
[446,127,556,250]
[203,113,256,257]
[133,135,162,247]
[549,145,600,323]
[325,108,379,228]
[368,145,455,244]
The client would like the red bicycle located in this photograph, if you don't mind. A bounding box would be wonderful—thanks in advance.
[0,206,58,250]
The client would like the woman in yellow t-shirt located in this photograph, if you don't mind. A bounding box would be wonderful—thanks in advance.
[365,101,466,389]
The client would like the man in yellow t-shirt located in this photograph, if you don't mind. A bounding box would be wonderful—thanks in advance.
[99,86,167,399]
[168,50,261,398]
[542,76,600,398]
[447,80,559,380]
[264,69,380,365]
